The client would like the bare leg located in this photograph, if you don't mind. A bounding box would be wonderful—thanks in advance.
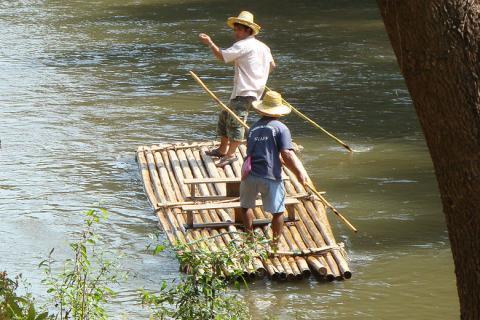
[218,136,229,154]
[241,207,255,234]
[271,213,284,250]
[225,139,242,157]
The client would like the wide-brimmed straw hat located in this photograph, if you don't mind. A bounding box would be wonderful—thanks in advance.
[227,11,261,35]
[252,91,291,117]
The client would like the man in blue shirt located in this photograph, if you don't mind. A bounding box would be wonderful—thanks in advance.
[240,91,307,250]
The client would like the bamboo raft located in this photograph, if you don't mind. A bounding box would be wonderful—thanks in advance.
[136,141,351,281]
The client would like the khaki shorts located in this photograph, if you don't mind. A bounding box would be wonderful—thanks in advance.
[217,96,254,141]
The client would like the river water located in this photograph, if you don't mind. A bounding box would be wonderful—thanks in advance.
[0,0,458,319]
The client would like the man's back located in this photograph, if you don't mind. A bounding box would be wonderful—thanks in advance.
[247,117,293,181]
[222,36,274,100]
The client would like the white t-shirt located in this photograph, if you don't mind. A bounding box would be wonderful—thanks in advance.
[222,36,274,100]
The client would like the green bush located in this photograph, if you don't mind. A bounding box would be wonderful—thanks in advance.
[141,232,269,320]
[0,271,49,320]
[39,208,126,320]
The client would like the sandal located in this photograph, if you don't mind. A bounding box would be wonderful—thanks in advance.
[205,148,226,158]
[215,155,238,168]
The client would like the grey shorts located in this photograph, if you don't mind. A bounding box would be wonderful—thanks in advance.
[240,175,286,214]
[217,96,254,141]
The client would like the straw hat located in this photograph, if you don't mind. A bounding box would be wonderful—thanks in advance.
[227,11,261,35]
[252,91,291,117]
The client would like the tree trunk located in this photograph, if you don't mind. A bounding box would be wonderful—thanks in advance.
[376,1,480,318]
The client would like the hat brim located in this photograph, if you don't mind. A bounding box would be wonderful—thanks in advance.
[251,101,291,117]
[227,17,260,35]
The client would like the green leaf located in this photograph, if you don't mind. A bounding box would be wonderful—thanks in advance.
[36,312,49,320]
[153,245,165,255]
[27,303,36,320]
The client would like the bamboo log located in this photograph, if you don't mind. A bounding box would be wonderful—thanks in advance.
[280,165,341,280]
[290,159,351,279]
[165,149,218,254]
[236,145,327,278]
[144,148,212,276]
[197,147,267,278]
[189,149,236,246]
[215,155,288,280]
[237,145,323,277]
[146,149,188,244]
[186,148,262,279]
[176,148,245,277]
[227,154,303,280]
[155,149,209,252]
[184,149,255,277]
[264,85,353,153]
[136,149,177,244]
[147,149,209,254]
[149,141,220,152]
[139,142,350,282]
[282,153,351,279]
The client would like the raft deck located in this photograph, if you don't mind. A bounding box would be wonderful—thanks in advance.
[136,141,351,281]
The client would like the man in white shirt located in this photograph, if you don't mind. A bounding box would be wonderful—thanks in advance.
[199,11,276,167]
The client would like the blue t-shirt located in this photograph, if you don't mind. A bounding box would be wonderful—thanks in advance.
[246,117,293,181]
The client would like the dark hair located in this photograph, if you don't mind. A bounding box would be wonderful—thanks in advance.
[233,22,253,35]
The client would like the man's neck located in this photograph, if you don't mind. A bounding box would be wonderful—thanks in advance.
[261,116,276,121]
[237,35,254,42]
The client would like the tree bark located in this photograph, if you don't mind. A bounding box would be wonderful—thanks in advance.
[376,1,480,318]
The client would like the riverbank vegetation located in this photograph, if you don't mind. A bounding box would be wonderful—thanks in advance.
[1,209,269,319]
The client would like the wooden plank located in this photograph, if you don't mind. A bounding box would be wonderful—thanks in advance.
[182,197,300,212]
[183,177,243,184]
[183,176,290,185]
[185,217,298,230]
[188,195,239,202]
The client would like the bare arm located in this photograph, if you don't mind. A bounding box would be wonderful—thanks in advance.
[269,60,276,74]
[280,149,307,185]
[199,33,224,61]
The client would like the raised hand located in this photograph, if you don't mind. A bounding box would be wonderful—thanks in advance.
[198,33,212,46]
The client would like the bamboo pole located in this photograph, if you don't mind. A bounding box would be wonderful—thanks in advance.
[156,149,209,252]
[141,142,351,281]
[283,152,351,279]
[282,177,340,281]
[184,148,259,279]
[189,71,249,129]
[178,148,252,276]
[198,147,268,278]
[136,148,177,244]
[236,145,319,278]
[166,149,218,253]
[221,155,295,280]
[305,183,358,233]
[237,145,336,280]
[215,156,288,280]
[264,85,353,153]
[150,141,220,152]
[236,145,325,278]
[148,148,207,251]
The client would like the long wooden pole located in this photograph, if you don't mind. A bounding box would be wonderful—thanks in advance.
[265,85,353,153]
[189,71,249,129]
[305,182,358,233]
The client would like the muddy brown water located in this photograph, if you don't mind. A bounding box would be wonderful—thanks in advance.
[0,0,458,318]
